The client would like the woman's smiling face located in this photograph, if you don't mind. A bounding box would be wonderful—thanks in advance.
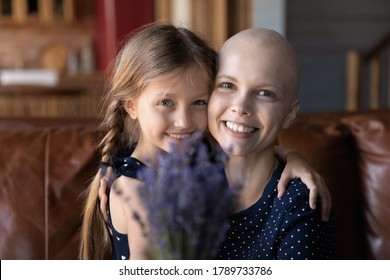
[207,30,300,157]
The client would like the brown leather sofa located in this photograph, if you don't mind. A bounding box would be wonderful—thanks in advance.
[0,118,100,260]
[0,109,389,260]
[278,109,390,260]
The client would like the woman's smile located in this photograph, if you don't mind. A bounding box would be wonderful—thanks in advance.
[224,121,257,135]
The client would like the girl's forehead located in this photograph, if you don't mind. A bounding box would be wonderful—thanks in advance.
[152,67,211,87]
[140,67,210,96]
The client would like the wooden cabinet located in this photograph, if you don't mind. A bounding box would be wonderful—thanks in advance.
[0,0,74,24]
[0,74,103,118]
[155,0,252,50]
[0,1,100,118]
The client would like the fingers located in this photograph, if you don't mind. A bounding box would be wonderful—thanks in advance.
[104,166,114,185]
[98,166,113,223]
[99,177,108,222]
[318,177,331,222]
[308,185,318,210]
[277,173,289,199]
[304,174,331,222]
[277,150,332,222]
[299,172,317,209]
[276,172,332,222]
[320,196,331,222]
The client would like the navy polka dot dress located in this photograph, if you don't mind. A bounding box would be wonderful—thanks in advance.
[216,162,337,260]
[104,153,146,260]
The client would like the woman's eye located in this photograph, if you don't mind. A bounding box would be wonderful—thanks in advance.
[257,90,275,98]
[159,99,174,106]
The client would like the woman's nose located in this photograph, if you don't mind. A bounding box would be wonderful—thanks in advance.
[230,93,252,116]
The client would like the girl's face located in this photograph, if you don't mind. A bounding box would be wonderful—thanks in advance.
[124,69,210,157]
[207,40,299,158]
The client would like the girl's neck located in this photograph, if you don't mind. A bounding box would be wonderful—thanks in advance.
[130,139,164,168]
[226,146,278,212]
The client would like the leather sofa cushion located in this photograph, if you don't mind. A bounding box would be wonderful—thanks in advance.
[0,129,47,259]
[0,121,99,260]
[47,126,99,259]
[278,115,366,259]
[342,111,390,260]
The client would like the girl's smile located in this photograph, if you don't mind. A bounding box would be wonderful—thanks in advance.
[125,69,210,161]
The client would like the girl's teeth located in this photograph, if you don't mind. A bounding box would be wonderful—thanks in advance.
[169,134,191,139]
[226,121,255,133]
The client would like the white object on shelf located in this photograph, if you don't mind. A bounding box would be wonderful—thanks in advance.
[0,69,59,86]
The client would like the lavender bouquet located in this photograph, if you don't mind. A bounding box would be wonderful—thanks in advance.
[136,134,237,259]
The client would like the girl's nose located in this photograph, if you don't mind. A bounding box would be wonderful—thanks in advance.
[174,108,193,129]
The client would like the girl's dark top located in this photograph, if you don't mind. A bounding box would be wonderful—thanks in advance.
[103,147,146,260]
[216,161,338,260]
[103,136,217,260]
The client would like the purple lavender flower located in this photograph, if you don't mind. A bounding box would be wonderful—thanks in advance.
[137,134,237,259]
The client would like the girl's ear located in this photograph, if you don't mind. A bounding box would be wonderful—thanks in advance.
[282,100,300,129]
[123,100,137,119]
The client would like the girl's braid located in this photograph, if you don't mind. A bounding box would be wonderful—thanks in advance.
[99,98,126,163]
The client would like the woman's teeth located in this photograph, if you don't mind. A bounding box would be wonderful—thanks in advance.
[225,121,255,133]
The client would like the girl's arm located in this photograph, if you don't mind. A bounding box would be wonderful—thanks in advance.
[274,145,331,221]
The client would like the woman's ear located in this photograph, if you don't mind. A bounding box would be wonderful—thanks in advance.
[282,100,299,129]
[123,100,137,119]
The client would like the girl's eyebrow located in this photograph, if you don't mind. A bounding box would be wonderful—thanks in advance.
[216,74,238,82]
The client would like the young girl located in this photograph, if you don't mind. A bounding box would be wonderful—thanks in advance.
[80,23,331,260]
[80,23,217,260]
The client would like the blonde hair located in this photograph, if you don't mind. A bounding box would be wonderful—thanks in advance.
[79,23,217,259]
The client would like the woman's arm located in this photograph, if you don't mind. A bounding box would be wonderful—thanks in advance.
[274,145,331,221]
[116,176,151,260]
[98,166,113,223]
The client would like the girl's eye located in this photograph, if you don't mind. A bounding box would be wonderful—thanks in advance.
[192,99,208,106]
[218,82,235,90]
[159,99,174,106]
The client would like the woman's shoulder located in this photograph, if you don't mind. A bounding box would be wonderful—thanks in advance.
[284,179,310,199]
[271,161,311,205]
[275,176,312,211]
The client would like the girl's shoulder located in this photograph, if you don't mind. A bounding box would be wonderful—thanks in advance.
[110,152,146,179]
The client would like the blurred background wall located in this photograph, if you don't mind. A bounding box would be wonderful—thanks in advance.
[285,0,389,112]
[0,0,389,116]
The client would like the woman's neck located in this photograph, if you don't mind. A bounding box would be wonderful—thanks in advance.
[226,146,278,212]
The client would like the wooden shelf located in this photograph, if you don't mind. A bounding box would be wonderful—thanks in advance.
[0,0,75,25]
[0,73,104,118]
